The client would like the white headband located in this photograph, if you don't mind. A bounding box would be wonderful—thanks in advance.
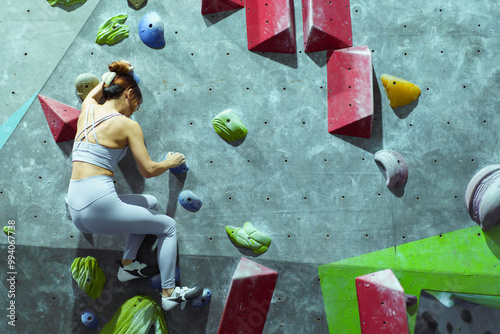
[102,72,117,85]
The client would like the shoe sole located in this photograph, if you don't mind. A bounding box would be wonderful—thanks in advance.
[184,286,203,300]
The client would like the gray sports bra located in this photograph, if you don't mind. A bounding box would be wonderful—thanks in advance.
[72,104,128,172]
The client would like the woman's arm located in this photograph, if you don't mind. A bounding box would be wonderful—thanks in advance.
[126,120,185,178]
[82,82,105,111]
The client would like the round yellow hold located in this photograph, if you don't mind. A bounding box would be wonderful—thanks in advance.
[381,74,421,108]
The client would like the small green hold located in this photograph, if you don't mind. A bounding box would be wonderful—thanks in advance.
[96,14,129,45]
[100,295,169,334]
[47,0,87,6]
[71,256,106,300]
[226,222,271,254]
[212,109,248,142]
[128,0,146,10]
[3,226,14,236]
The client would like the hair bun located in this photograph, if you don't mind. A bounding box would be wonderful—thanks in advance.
[108,61,130,76]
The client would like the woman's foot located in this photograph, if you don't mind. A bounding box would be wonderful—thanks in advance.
[116,259,159,282]
[161,286,203,311]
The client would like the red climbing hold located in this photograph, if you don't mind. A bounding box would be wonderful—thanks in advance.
[302,0,353,53]
[38,95,80,142]
[327,46,373,138]
[245,0,296,53]
[218,257,278,334]
[355,269,409,334]
[201,0,244,15]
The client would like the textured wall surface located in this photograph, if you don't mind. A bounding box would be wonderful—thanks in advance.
[1,0,499,332]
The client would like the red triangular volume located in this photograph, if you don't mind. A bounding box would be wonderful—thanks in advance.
[302,0,352,53]
[38,94,80,142]
[355,269,409,334]
[201,0,244,15]
[327,46,373,138]
[218,257,278,334]
[245,0,296,54]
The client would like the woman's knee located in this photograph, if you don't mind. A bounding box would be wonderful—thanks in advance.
[144,195,159,210]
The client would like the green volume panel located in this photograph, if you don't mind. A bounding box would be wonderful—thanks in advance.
[212,109,247,142]
[96,14,129,45]
[71,256,106,300]
[100,295,169,334]
[318,226,500,333]
[47,0,87,6]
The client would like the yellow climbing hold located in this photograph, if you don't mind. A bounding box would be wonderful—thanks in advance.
[381,74,421,108]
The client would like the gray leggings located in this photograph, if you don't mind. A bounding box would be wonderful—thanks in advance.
[66,175,176,289]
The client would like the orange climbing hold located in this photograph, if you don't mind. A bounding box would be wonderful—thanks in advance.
[381,74,421,108]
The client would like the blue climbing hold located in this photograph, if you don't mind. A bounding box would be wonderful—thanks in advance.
[138,12,165,49]
[178,190,202,212]
[149,273,162,290]
[131,71,140,84]
[192,288,211,308]
[81,310,98,329]
[170,163,189,174]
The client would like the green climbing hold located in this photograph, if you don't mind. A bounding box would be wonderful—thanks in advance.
[96,15,129,45]
[100,295,169,334]
[225,222,271,254]
[212,109,248,142]
[71,256,106,300]
[3,226,14,236]
[47,0,87,6]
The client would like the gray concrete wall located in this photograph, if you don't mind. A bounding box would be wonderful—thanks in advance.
[1,0,499,332]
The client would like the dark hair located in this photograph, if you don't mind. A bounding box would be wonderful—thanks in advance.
[103,61,142,111]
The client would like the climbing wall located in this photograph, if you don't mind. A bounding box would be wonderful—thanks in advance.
[1,0,500,332]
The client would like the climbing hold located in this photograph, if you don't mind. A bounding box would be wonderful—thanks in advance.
[38,94,80,142]
[170,163,189,174]
[245,0,297,53]
[165,153,189,174]
[465,165,500,230]
[327,46,373,138]
[128,0,146,10]
[355,269,410,333]
[47,0,86,6]
[373,150,408,190]
[381,74,421,109]
[178,190,202,212]
[80,310,98,329]
[96,15,129,45]
[149,273,162,290]
[201,0,244,15]
[100,295,168,333]
[75,73,99,100]
[218,257,278,333]
[138,12,165,49]
[71,256,106,300]
[212,109,248,142]
[302,0,352,53]
[225,222,271,254]
[405,294,418,307]
[3,226,14,236]
[132,71,140,84]
[192,288,211,308]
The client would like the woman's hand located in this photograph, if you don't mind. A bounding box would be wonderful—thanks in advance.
[165,152,186,168]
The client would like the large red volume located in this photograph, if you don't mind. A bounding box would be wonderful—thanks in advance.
[355,269,409,334]
[302,0,353,53]
[201,0,244,15]
[218,257,278,334]
[38,94,80,142]
[327,46,373,138]
[245,0,296,53]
